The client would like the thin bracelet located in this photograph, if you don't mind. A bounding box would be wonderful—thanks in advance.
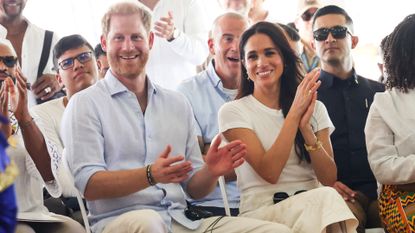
[146,164,156,186]
[18,117,34,129]
[304,139,323,152]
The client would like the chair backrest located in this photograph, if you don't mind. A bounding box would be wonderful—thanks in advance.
[61,149,91,233]
[218,176,231,216]
[213,133,232,216]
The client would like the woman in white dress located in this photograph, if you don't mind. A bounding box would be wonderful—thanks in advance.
[218,21,357,233]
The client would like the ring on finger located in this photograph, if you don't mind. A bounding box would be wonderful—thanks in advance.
[44,86,52,94]
[305,90,312,97]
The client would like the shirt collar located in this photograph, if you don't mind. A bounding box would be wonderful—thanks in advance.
[319,69,359,88]
[207,60,222,88]
[105,69,157,96]
[0,19,32,39]
[0,24,7,39]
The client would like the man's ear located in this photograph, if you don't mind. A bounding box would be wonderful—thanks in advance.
[96,60,102,71]
[351,35,359,49]
[56,73,63,86]
[311,38,316,50]
[208,38,215,55]
[100,35,107,52]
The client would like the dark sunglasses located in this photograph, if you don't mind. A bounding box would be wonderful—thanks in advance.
[313,26,352,41]
[58,51,93,70]
[0,56,18,68]
[301,9,316,21]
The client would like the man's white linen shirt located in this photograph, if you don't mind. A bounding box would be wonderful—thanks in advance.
[0,21,59,107]
[146,0,209,90]
[61,71,205,233]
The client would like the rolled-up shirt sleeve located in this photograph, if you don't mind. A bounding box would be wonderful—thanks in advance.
[61,93,106,195]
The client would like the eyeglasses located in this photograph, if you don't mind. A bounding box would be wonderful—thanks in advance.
[301,9,316,21]
[313,26,352,41]
[58,51,93,70]
[0,56,18,68]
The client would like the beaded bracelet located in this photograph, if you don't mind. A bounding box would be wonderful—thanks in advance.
[146,164,156,186]
[304,139,323,152]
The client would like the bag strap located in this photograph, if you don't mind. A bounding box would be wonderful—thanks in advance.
[37,30,53,78]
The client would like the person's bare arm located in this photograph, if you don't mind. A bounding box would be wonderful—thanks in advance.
[84,145,193,200]
[299,92,337,186]
[187,136,246,199]
[200,137,237,181]
[11,70,53,181]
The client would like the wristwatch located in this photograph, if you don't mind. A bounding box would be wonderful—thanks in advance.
[167,28,180,42]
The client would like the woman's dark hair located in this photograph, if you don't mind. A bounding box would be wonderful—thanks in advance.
[238,21,311,162]
[384,14,415,92]
[278,23,300,42]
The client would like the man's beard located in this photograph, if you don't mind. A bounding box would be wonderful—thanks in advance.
[3,8,22,20]
[326,58,341,67]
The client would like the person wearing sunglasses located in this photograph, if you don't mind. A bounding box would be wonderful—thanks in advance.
[294,0,322,73]
[0,0,64,106]
[0,38,85,233]
[311,5,385,233]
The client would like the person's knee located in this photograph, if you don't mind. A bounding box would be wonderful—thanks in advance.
[15,223,36,233]
[265,223,292,233]
[51,214,85,233]
[366,200,381,228]
[136,210,165,229]
[124,209,167,233]
[346,201,366,222]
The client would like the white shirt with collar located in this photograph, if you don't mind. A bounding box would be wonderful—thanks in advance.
[0,20,59,107]
[146,0,209,90]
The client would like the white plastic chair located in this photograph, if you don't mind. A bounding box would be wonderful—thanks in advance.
[214,133,232,217]
[218,176,231,216]
[61,149,91,233]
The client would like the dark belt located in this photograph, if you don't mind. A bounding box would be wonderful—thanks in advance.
[273,190,307,204]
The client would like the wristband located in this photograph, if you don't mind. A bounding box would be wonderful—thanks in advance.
[146,164,156,186]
